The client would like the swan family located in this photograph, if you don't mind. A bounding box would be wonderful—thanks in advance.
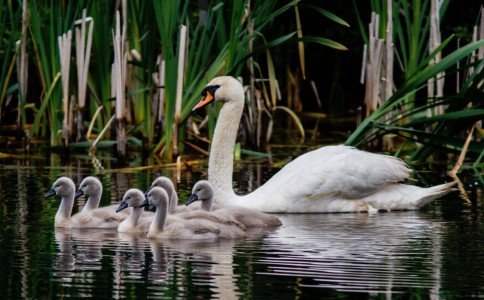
[44,75,455,237]
[191,76,455,213]
[45,176,281,239]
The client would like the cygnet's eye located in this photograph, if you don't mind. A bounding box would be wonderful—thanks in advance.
[127,196,131,200]
[154,183,158,187]
[55,184,61,188]
[82,184,87,188]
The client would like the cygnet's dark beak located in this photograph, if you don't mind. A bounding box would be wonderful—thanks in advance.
[74,189,84,199]
[44,189,56,198]
[186,194,199,206]
[116,201,128,213]
[140,199,149,208]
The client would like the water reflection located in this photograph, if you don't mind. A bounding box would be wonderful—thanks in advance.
[0,153,482,299]
[259,212,444,296]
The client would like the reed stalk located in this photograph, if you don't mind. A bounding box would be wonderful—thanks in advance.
[58,30,72,147]
[74,10,93,141]
[113,9,127,158]
[173,25,187,157]
[17,0,28,138]
[427,0,445,117]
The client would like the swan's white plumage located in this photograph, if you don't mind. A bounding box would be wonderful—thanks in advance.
[193,76,455,213]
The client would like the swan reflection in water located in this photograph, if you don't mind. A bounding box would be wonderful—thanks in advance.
[53,228,117,283]
[260,211,443,295]
[53,211,444,297]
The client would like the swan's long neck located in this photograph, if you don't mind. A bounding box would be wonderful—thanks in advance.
[201,196,214,212]
[208,100,244,204]
[56,192,75,225]
[169,194,178,214]
[82,193,101,212]
[125,207,143,226]
[150,203,168,233]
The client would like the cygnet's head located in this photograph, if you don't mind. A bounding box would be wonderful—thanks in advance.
[144,187,169,211]
[116,188,146,213]
[75,176,102,199]
[186,180,214,206]
[150,176,175,192]
[45,177,76,198]
[192,76,244,111]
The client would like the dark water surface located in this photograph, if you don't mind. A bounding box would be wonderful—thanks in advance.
[0,149,482,299]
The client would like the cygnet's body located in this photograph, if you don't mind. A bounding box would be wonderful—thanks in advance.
[45,177,125,228]
[116,189,153,233]
[144,187,246,239]
[186,180,282,228]
[75,176,130,216]
[149,176,221,214]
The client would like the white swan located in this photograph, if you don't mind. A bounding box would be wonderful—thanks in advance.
[75,176,130,217]
[116,189,153,233]
[187,180,282,228]
[45,177,125,228]
[192,76,455,213]
[145,187,246,239]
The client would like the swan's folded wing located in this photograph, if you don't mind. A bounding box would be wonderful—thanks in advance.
[262,145,411,200]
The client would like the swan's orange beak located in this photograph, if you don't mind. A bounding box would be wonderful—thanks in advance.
[192,91,214,111]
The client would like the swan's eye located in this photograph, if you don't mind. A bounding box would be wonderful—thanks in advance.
[55,184,61,188]
[154,183,158,186]
[82,184,87,188]
[127,196,131,200]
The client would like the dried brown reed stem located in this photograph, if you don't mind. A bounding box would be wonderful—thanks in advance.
[172,25,187,157]
[154,55,166,124]
[86,106,104,140]
[113,7,127,157]
[469,7,483,140]
[427,0,445,116]
[58,30,72,147]
[89,115,115,154]
[74,10,94,141]
[364,12,384,118]
[295,5,306,79]
[17,0,29,137]
[449,125,475,177]
[385,0,393,102]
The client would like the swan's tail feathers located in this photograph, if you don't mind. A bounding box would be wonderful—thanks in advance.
[416,181,457,208]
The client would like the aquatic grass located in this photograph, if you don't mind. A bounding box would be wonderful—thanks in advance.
[0,1,22,127]
[346,39,484,158]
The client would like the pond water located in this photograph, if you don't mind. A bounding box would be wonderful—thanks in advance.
[0,145,482,299]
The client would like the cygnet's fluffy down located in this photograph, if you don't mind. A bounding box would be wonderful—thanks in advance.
[45,177,125,228]
[186,180,282,228]
[144,187,246,239]
[116,188,154,233]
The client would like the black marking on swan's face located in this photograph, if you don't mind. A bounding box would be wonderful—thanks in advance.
[201,85,220,99]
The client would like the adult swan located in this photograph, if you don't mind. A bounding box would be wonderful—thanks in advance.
[192,76,455,213]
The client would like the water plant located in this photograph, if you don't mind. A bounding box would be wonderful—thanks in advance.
[349,0,483,164]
